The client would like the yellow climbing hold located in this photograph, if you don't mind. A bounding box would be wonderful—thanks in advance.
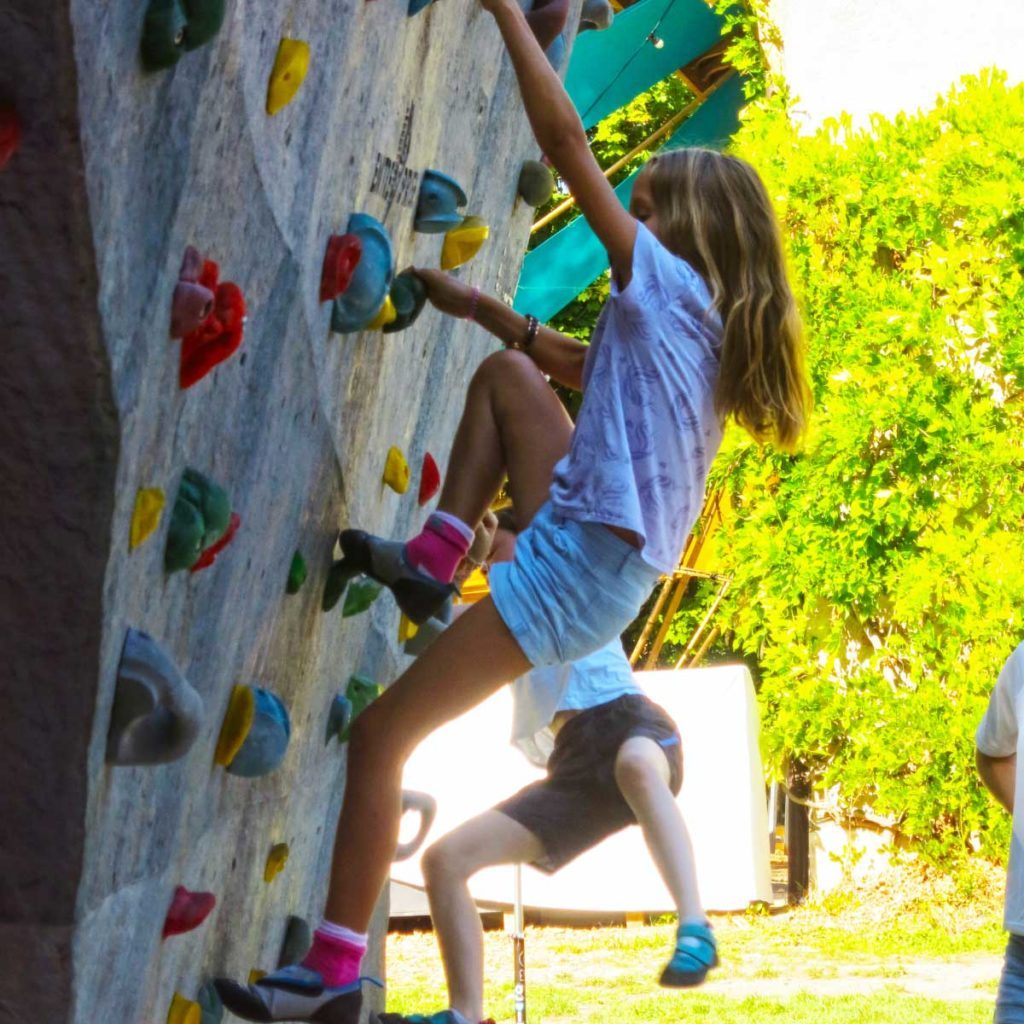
[214,685,256,767]
[249,969,267,985]
[441,216,489,271]
[130,487,166,550]
[382,446,410,494]
[167,993,201,1024]
[264,842,290,883]
[366,294,397,330]
[398,613,419,644]
[266,39,310,116]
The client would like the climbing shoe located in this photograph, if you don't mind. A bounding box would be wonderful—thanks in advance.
[659,921,719,988]
[371,1010,471,1024]
[323,529,456,625]
[213,966,379,1023]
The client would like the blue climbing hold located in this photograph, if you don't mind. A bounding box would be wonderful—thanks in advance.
[325,694,353,745]
[415,170,468,234]
[331,214,394,334]
[225,688,292,778]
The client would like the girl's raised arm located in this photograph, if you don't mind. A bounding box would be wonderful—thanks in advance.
[487,0,637,285]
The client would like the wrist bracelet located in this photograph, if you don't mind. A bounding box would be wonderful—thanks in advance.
[507,314,540,351]
[464,286,481,322]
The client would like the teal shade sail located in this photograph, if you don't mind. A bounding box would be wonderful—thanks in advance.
[513,74,744,322]
[566,0,725,130]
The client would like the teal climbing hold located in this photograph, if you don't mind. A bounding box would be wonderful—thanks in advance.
[165,468,232,573]
[278,916,313,967]
[325,693,353,745]
[330,214,394,335]
[322,559,359,613]
[141,0,226,70]
[342,577,383,618]
[197,982,224,1024]
[286,551,308,594]
[382,272,428,334]
[415,170,468,234]
[107,628,204,766]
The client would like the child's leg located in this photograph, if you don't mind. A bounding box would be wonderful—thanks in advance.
[421,811,544,1023]
[613,736,704,922]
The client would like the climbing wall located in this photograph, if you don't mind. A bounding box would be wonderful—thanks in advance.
[0,0,579,1021]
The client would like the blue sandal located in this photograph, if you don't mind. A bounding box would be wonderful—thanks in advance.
[659,921,719,988]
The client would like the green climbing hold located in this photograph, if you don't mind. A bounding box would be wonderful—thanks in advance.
[165,468,232,573]
[382,272,428,334]
[518,160,555,208]
[325,693,353,745]
[342,577,383,618]
[322,559,359,613]
[286,551,308,594]
[340,673,383,741]
[141,0,226,70]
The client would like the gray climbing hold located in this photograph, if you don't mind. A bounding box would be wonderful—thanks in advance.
[579,0,614,31]
[278,915,313,967]
[106,628,204,766]
[394,790,438,862]
[518,161,555,208]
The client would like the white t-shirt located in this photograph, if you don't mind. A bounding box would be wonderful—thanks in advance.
[976,642,1024,934]
[509,637,641,767]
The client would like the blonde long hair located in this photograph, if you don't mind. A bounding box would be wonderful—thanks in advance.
[646,148,810,451]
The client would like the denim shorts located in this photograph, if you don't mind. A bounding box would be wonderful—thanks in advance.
[997,934,1024,1023]
[488,501,661,667]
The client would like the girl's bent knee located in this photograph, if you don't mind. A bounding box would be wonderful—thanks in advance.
[472,348,541,389]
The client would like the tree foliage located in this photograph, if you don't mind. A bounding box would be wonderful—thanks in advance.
[696,71,1024,865]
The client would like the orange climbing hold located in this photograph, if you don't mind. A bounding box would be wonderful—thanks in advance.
[0,109,21,171]
[214,685,256,767]
[163,886,216,938]
[441,217,489,271]
[264,842,289,882]
[418,453,441,506]
[266,38,310,115]
[130,487,166,550]
[191,511,241,572]
[320,234,363,303]
[167,993,201,1024]
[383,446,410,494]
[248,969,267,985]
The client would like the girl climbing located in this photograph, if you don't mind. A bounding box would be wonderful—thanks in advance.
[214,0,808,1019]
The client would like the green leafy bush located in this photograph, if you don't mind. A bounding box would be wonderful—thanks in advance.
[703,71,1024,866]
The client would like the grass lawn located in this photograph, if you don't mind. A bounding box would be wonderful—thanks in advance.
[385,864,1007,1023]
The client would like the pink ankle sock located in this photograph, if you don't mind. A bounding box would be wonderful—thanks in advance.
[405,512,473,583]
[301,922,367,987]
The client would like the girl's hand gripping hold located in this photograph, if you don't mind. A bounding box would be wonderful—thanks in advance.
[412,267,475,319]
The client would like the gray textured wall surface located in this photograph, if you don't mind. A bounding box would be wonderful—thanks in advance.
[0,0,573,1020]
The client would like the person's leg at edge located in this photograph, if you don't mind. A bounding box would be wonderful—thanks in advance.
[613,736,716,985]
[421,812,544,1023]
[405,350,572,582]
[995,933,1024,1024]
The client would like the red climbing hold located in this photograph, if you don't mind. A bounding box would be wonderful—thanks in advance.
[0,110,21,171]
[418,452,441,506]
[162,885,216,938]
[320,234,363,303]
[179,259,246,388]
[191,511,241,572]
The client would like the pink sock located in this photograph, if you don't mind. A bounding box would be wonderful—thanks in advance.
[405,512,473,583]
[301,922,367,987]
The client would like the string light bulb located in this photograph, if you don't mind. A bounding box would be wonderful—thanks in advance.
[647,32,665,49]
